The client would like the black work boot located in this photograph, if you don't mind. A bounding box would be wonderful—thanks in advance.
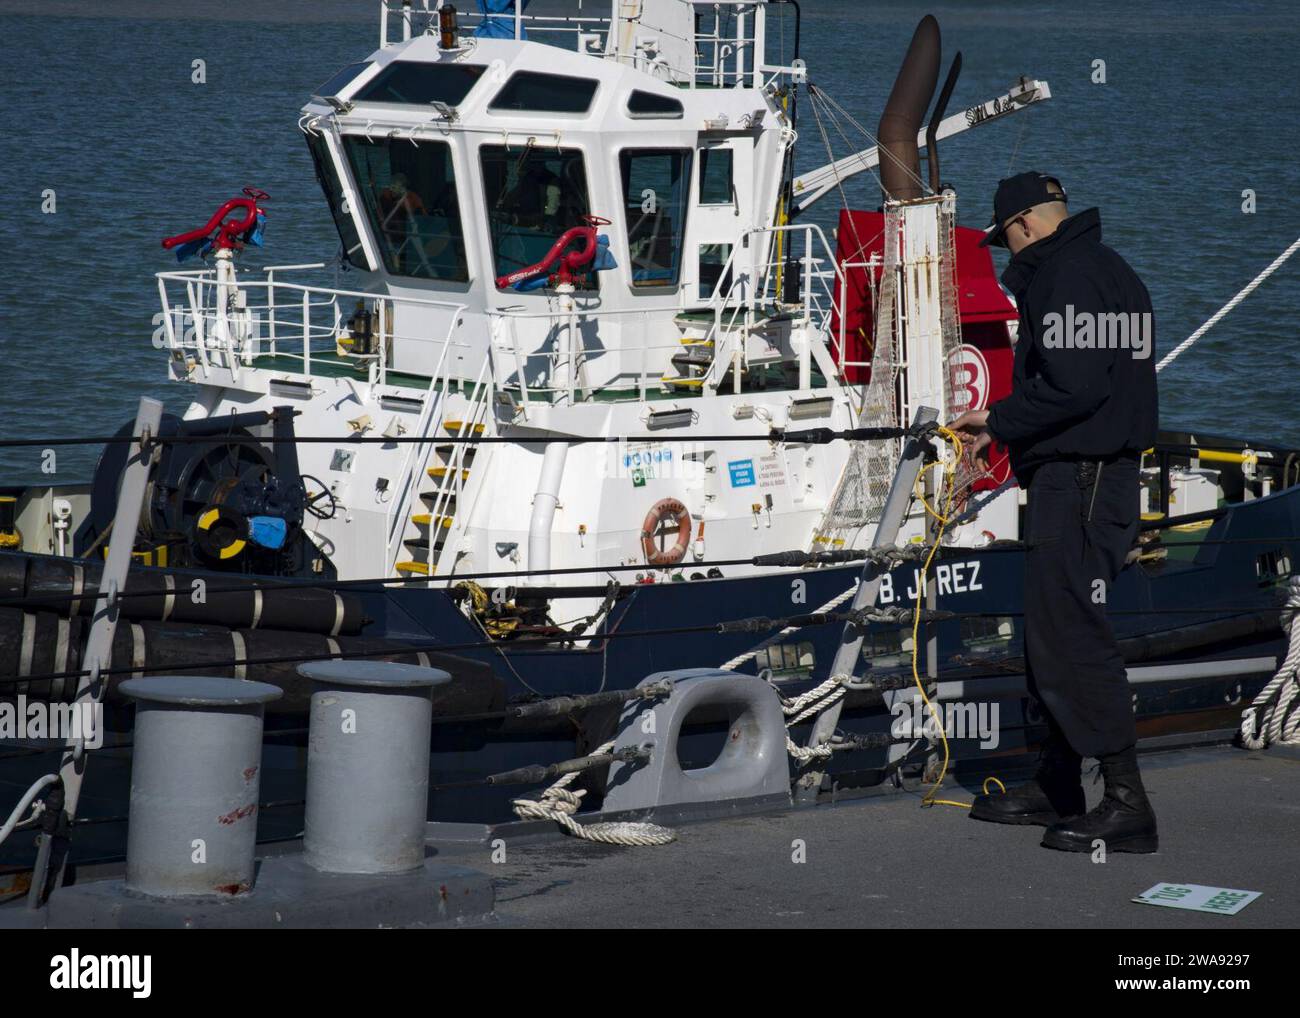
[1041,746,1159,853]
[970,734,1085,826]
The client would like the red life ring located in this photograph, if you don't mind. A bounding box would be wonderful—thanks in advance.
[641,498,691,566]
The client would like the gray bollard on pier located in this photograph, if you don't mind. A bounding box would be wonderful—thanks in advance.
[120,676,282,898]
[299,659,450,874]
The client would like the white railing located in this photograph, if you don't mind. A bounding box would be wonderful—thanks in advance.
[691,1,764,88]
[694,222,846,389]
[833,255,884,381]
[381,1,615,50]
[480,222,846,404]
[156,265,468,389]
[377,1,774,90]
[490,306,685,405]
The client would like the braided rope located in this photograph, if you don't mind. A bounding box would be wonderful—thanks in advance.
[511,740,677,846]
[778,673,846,715]
[1158,234,1300,374]
[1241,579,1300,749]
[718,582,860,671]
[786,735,834,762]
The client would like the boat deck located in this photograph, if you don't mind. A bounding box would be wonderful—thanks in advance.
[482,744,1298,929]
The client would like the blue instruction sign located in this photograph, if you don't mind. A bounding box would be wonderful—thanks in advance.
[728,459,756,488]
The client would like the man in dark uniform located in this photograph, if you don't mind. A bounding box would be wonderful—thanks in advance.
[949,172,1160,853]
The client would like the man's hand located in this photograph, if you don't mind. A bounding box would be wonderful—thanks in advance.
[947,408,994,471]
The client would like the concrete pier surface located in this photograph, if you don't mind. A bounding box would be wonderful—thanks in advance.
[483,746,1297,929]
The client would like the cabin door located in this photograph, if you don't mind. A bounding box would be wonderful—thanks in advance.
[691,138,753,305]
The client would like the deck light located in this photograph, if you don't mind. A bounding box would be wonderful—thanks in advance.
[788,396,835,420]
[646,408,696,430]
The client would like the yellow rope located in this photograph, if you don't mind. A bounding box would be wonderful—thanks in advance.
[908,425,1003,810]
[455,579,521,639]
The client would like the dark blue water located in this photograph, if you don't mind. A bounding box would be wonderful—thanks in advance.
[2,0,1298,482]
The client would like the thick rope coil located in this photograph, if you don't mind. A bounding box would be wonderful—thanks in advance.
[1241,579,1300,749]
[511,739,676,846]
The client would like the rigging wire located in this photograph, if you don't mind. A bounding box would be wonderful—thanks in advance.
[814,85,931,199]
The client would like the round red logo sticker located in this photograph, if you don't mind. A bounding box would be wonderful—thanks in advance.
[949,343,990,412]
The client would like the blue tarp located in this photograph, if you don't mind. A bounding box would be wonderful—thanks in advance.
[242,212,267,248]
[248,515,288,550]
[593,234,617,272]
[475,0,529,39]
[510,234,616,291]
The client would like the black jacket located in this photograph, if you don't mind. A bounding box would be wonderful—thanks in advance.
[985,208,1157,483]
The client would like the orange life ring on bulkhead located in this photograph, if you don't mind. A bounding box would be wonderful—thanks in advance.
[641,498,691,566]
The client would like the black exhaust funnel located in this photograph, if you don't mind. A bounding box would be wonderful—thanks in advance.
[877,15,942,201]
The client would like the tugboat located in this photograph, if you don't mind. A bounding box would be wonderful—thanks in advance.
[2,2,1296,839]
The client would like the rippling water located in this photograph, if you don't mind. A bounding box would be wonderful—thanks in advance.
[2,0,1298,481]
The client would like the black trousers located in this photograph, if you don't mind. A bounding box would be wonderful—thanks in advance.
[1022,457,1140,758]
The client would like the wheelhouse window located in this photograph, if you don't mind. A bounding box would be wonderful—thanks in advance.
[313,61,372,99]
[305,133,368,270]
[354,61,486,106]
[620,149,692,289]
[627,90,684,119]
[699,147,734,205]
[480,145,593,290]
[489,71,598,114]
[342,136,469,282]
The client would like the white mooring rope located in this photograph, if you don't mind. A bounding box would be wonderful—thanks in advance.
[720,585,862,763]
[1241,578,1300,750]
[719,581,860,672]
[1157,234,1300,374]
[511,740,677,846]
[0,774,58,848]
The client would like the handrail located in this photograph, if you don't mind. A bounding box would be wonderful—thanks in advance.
[158,267,470,387]
[478,222,845,400]
[421,358,493,576]
[383,310,467,574]
[376,0,771,89]
[835,255,883,378]
[157,268,467,312]
[688,222,845,390]
[159,223,843,406]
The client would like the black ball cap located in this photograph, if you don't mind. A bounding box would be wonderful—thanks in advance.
[980,171,1068,248]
